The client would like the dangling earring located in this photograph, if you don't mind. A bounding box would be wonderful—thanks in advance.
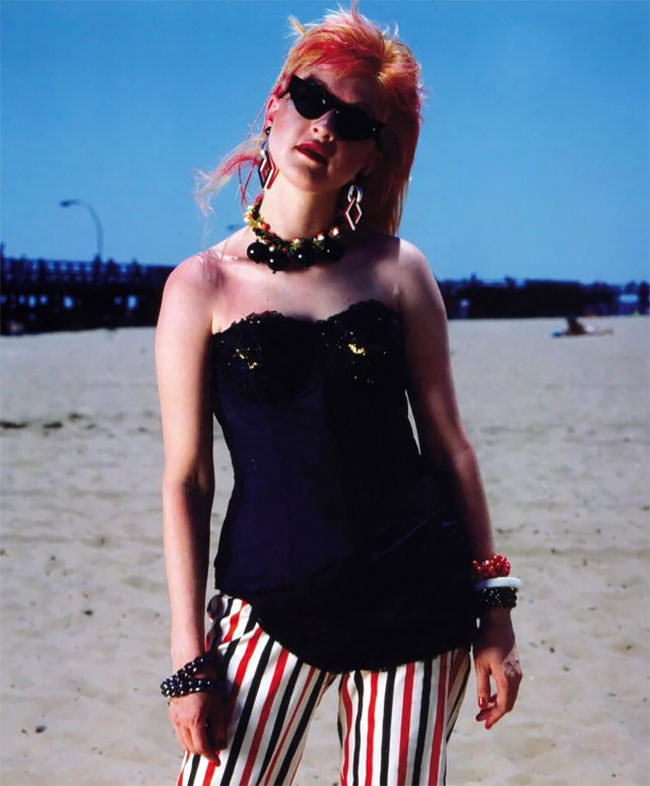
[258,126,278,190]
[344,182,364,231]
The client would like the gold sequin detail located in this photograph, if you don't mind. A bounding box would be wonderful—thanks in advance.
[347,342,366,356]
[234,348,259,370]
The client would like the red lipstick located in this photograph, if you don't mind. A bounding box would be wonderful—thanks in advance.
[296,140,329,165]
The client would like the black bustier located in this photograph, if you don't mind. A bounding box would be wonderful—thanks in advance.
[209,299,477,672]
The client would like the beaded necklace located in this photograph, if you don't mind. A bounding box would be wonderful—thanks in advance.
[244,197,345,273]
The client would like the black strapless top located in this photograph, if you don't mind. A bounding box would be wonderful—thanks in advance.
[209,299,477,672]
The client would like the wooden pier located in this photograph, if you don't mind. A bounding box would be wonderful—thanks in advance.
[0,249,646,335]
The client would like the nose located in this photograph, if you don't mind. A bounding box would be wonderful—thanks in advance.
[311,109,338,139]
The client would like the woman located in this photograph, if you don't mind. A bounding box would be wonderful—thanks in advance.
[155,6,522,785]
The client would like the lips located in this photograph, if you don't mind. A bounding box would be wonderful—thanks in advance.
[296,141,329,165]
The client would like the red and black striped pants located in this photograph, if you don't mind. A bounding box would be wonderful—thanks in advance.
[176,595,470,786]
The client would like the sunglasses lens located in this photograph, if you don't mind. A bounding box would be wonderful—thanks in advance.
[288,75,381,142]
[290,77,327,119]
[335,108,376,141]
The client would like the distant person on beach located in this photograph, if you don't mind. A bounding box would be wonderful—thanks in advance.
[155,6,522,784]
[566,316,588,335]
[553,315,614,337]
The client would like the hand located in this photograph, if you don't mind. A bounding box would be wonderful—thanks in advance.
[168,688,230,763]
[472,610,522,729]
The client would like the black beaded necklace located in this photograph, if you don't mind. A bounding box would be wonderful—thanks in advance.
[244,197,345,273]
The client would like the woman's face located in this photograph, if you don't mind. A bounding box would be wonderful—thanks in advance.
[266,66,384,195]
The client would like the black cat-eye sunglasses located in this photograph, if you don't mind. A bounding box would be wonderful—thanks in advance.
[287,74,385,142]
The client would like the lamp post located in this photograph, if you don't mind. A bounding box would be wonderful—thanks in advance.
[59,199,104,261]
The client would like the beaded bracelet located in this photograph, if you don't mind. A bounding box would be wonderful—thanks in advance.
[160,653,220,700]
[161,674,222,699]
[174,653,215,680]
[476,586,518,610]
[472,553,511,580]
[474,576,522,591]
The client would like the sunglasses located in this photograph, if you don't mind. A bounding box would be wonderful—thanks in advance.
[287,74,385,142]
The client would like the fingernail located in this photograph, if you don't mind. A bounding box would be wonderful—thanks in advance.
[478,697,488,709]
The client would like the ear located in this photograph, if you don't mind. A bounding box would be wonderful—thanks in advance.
[265,94,281,127]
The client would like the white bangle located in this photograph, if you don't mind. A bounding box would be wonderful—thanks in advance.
[474,576,522,591]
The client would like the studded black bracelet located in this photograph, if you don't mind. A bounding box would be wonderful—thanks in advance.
[160,653,220,699]
[476,586,518,610]
[161,675,222,699]
[176,653,215,679]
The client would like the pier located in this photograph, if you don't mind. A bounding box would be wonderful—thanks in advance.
[1,249,647,335]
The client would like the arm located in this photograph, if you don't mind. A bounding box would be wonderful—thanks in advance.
[396,242,522,729]
[155,257,226,760]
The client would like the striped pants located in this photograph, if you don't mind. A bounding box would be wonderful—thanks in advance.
[176,595,470,786]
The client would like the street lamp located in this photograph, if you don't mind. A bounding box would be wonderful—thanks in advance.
[59,199,104,260]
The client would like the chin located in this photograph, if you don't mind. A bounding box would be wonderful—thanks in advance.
[284,165,349,195]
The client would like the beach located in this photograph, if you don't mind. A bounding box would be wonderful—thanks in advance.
[1,315,648,786]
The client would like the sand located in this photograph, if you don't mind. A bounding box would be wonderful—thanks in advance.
[1,316,648,786]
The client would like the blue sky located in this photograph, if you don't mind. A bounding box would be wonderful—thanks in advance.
[2,0,648,283]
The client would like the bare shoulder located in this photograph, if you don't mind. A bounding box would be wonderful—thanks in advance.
[362,232,434,283]
[394,238,446,318]
[163,249,223,300]
[157,249,225,335]
[395,238,435,286]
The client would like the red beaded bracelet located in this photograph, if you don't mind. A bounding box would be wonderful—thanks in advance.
[472,553,511,580]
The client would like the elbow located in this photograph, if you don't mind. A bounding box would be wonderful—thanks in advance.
[427,426,475,471]
[161,475,215,533]
[446,435,478,472]
[422,421,476,470]
[162,468,214,503]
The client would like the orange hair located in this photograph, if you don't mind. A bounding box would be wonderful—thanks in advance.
[195,3,423,235]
